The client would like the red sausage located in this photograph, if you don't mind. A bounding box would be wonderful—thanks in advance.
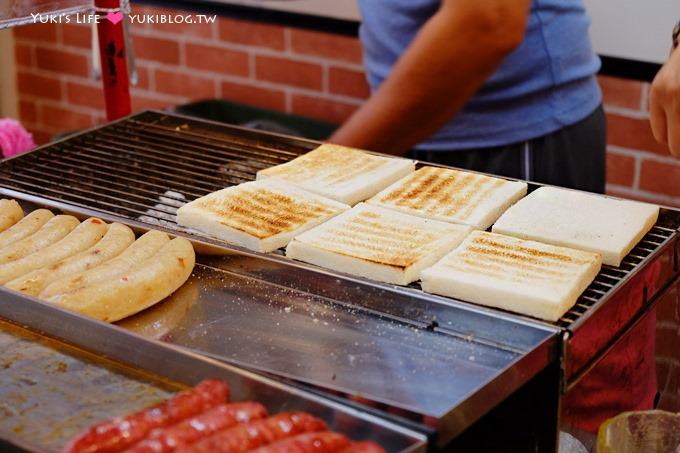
[178,412,328,453]
[340,442,386,453]
[249,432,352,453]
[64,380,229,453]
[124,402,268,453]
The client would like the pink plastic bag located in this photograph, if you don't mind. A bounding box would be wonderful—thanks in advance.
[0,118,36,158]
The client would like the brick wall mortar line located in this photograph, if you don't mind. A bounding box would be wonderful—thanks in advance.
[604,105,649,119]
[15,63,33,72]
[129,88,187,103]
[28,42,36,67]
[608,145,680,165]
[605,183,680,207]
[287,87,364,105]
[55,23,63,45]
[38,97,101,117]
[284,88,292,113]
[248,52,255,80]
[656,357,680,366]
[25,42,36,67]
[633,153,641,190]
[641,82,650,112]
[16,39,92,57]
[58,78,66,102]
[147,66,156,91]
[178,38,187,67]
[131,29,365,70]
[20,120,40,130]
[254,47,365,71]
[284,28,292,52]
[18,67,95,87]
[322,62,329,94]
[657,320,680,330]
[656,357,680,369]
[22,88,184,114]
[210,17,218,40]
[145,62,367,103]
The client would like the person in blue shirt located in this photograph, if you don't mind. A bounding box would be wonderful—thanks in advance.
[330,0,605,193]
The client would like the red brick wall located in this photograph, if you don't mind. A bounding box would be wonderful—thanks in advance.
[11,4,679,207]
[600,76,680,207]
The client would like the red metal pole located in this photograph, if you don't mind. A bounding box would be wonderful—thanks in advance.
[95,0,131,120]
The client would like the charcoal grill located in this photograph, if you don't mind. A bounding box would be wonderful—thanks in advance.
[0,111,678,451]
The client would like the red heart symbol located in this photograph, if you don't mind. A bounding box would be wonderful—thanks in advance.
[106,12,123,24]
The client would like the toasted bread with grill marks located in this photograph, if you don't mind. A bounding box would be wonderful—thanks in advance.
[177,179,349,253]
[256,144,415,206]
[286,203,472,285]
[492,186,659,266]
[421,231,602,321]
[367,166,527,229]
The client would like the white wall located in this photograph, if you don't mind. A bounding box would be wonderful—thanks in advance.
[218,0,360,21]
[224,0,678,64]
[584,0,678,64]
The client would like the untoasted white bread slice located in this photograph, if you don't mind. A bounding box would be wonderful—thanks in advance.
[286,203,472,285]
[492,186,659,267]
[367,166,527,229]
[421,231,602,322]
[256,144,415,205]
[177,179,349,253]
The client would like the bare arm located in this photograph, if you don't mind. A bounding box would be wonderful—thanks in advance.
[650,47,680,158]
[329,0,531,155]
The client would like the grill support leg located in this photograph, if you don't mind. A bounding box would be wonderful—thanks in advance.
[443,359,560,452]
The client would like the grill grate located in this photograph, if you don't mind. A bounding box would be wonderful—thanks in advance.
[555,223,677,328]
[0,111,677,328]
[0,113,312,222]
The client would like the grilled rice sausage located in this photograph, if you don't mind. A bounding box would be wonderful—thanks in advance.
[6,223,135,296]
[0,218,107,284]
[64,380,229,453]
[0,209,53,248]
[248,432,352,453]
[125,402,268,453]
[178,412,328,453]
[46,237,195,322]
[0,215,79,265]
[0,199,23,232]
[41,229,169,299]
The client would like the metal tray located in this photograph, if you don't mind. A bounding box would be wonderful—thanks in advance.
[0,292,426,452]
[0,198,557,448]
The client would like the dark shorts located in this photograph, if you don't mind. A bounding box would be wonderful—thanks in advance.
[408,105,607,193]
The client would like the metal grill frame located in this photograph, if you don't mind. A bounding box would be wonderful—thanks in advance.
[2,111,677,326]
[0,110,678,389]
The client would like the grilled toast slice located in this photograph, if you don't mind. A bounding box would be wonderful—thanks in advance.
[256,144,415,206]
[491,186,659,266]
[286,203,472,285]
[177,179,349,253]
[368,166,527,229]
[421,231,602,321]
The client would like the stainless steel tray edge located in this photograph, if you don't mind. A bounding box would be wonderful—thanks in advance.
[0,286,428,453]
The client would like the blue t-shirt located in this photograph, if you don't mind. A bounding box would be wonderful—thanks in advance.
[358,0,603,150]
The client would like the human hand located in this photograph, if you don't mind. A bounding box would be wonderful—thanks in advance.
[650,48,680,157]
